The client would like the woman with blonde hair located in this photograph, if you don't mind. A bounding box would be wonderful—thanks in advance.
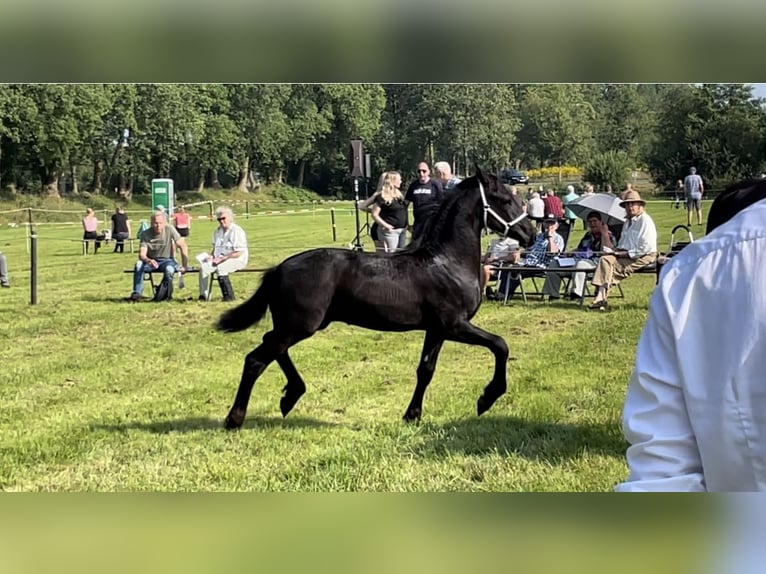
[357,172,386,251]
[371,171,408,252]
[82,207,100,254]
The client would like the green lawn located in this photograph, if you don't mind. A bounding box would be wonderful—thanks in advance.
[0,196,705,491]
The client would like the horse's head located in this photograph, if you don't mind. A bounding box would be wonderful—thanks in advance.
[473,166,536,247]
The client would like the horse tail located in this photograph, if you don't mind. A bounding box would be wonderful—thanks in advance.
[216,267,277,333]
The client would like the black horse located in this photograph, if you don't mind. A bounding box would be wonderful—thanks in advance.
[706,177,766,234]
[217,168,537,429]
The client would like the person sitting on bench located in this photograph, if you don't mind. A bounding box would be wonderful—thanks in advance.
[130,211,189,302]
[199,206,248,302]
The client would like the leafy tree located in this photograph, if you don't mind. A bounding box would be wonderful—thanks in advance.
[583,150,632,190]
[645,84,766,189]
[516,84,596,177]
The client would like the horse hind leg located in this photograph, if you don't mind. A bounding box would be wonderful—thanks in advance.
[224,330,293,430]
[403,331,445,423]
[276,351,306,417]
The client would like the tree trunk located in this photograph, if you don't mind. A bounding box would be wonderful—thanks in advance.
[296,159,306,188]
[44,172,61,198]
[237,156,249,192]
[70,164,79,195]
[197,173,205,194]
[92,158,104,194]
[207,168,222,189]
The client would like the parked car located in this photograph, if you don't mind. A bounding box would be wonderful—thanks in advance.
[501,168,529,185]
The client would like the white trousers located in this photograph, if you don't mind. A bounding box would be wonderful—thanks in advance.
[198,258,247,297]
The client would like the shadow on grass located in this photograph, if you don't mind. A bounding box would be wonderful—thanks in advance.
[91,414,338,434]
[417,414,624,464]
[80,294,200,304]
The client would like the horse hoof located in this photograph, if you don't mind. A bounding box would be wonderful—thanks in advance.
[279,390,304,418]
[477,396,493,416]
[224,409,245,430]
[402,408,422,423]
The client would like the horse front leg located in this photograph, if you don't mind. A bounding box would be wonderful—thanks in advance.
[444,321,509,416]
[403,330,445,423]
[276,350,306,417]
[225,330,290,430]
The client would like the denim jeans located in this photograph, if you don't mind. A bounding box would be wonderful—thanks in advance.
[380,227,406,252]
[133,258,177,296]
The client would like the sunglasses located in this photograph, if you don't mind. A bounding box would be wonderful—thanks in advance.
[217,217,226,221]
[417,169,428,173]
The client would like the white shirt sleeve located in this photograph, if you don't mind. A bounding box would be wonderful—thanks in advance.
[615,287,706,492]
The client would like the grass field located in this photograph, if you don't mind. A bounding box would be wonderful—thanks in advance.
[0,193,705,491]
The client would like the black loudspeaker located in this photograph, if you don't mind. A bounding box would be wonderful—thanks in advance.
[364,154,372,178]
[349,139,364,177]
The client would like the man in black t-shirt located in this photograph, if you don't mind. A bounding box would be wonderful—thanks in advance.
[111,207,132,253]
[404,162,444,242]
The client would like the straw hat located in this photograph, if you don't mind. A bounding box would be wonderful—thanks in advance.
[619,190,646,207]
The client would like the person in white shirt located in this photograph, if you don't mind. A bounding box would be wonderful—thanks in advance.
[526,191,545,225]
[481,235,520,299]
[616,197,766,491]
[199,206,249,301]
[588,190,657,310]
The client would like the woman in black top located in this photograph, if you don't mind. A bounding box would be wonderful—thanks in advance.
[371,171,408,252]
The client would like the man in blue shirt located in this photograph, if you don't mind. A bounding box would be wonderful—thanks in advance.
[490,214,565,302]
[684,166,705,226]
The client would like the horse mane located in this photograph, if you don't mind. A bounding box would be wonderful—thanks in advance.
[407,174,487,255]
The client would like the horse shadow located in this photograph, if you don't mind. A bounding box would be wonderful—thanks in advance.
[91,414,338,435]
[417,414,624,464]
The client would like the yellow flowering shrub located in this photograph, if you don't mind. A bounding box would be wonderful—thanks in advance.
[526,166,582,180]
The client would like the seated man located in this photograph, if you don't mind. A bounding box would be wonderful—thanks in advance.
[199,206,249,302]
[589,190,658,310]
[491,214,565,301]
[542,211,614,301]
[482,235,520,299]
[130,211,189,302]
[0,251,9,288]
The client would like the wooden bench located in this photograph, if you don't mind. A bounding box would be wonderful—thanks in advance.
[79,238,136,255]
[122,266,267,300]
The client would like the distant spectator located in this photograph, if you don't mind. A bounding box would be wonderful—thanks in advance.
[604,183,615,196]
[583,184,595,195]
[527,191,545,224]
[491,214,565,302]
[404,162,444,243]
[0,251,9,287]
[542,189,564,219]
[684,166,705,226]
[542,211,614,301]
[433,161,462,192]
[562,184,580,228]
[482,236,520,299]
[82,208,100,254]
[588,190,657,310]
[173,206,191,237]
[111,206,132,253]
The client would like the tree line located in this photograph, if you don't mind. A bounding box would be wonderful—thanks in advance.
[1,84,764,199]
